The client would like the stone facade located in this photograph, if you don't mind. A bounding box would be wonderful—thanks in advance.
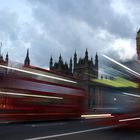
[50,54,73,75]
[50,49,98,108]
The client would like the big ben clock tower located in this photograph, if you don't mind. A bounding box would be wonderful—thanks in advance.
[136,29,140,60]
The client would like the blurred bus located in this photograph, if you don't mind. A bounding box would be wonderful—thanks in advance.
[0,64,87,121]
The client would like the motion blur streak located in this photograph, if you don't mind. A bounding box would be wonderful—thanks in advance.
[0,64,77,84]
[119,117,140,122]
[123,92,140,98]
[0,91,63,100]
[102,55,140,78]
[81,114,113,119]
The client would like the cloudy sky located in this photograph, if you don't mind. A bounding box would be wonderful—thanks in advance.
[0,0,140,68]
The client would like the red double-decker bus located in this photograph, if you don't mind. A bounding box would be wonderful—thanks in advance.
[0,64,87,121]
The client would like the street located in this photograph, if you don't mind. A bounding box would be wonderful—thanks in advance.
[0,119,140,140]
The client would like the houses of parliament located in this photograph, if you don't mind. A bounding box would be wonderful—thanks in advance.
[49,49,98,79]
[49,50,99,108]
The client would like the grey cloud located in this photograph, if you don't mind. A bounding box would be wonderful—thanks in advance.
[0,9,28,63]
[29,0,133,39]
[0,10,19,41]
[0,0,138,68]
[25,0,134,66]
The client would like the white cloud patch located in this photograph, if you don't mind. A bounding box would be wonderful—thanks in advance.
[112,38,136,61]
